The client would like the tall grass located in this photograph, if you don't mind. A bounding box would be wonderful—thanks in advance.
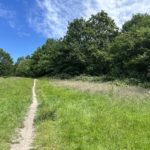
[34,79,150,150]
[73,75,150,88]
[0,77,33,150]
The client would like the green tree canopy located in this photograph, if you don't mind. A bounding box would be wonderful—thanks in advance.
[0,49,13,76]
[11,11,150,81]
[87,10,118,49]
[63,11,118,75]
[109,28,150,79]
[15,56,32,77]
[31,39,61,77]
[122,13,150,32]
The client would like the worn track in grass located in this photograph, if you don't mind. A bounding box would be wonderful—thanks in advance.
[10,79,38,150]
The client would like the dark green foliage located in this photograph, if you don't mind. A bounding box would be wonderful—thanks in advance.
[2,11,150,81]
[15,56,32,77]
[62,11,118,75]
[0,49,13,76]
[86,11,118,49]
[61,18,87,74]
[122,13,150,32]
[51,42,86,75]
[109,24,150,80]
[29,12,150,80]
[31,39,60,77]
[31,11,117,76]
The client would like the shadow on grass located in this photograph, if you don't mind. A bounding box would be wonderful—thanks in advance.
[35,109,57,123]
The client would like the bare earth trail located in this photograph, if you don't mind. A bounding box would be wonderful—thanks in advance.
[10,79,38,150]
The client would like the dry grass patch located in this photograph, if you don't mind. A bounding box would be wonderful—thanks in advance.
[51,79,150,98]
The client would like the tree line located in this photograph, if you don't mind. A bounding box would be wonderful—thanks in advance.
[0,11,150,80]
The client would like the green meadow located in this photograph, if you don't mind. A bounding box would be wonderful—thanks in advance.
[33,79,150,150]
[0,77,150,150]
[0,77,32,149]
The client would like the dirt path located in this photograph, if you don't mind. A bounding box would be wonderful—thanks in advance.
[10,79,38,150]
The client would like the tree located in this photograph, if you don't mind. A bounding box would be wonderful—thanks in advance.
[29,11,150,80]
[108,28,150,79]
[83,11,118,75]
[31,39,61,77]
[86,10,118,49]
[0,49,13,76]
[51,41,86,75]
[83,11,118,74]
[15,57,32,77]
[61,18,87,75]
[64,18,86,45]
[63,11,118,75]
[122,13,150,32]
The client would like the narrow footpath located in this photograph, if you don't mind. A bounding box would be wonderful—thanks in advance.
[10,79,38,150]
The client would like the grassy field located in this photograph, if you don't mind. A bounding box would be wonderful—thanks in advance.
[34,79,150,150]
[0,77,33,149]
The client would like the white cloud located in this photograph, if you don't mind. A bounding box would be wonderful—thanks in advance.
[29,0,86,38]
[28,0,82,38]
[83,0,150,28]
[29,0,150,38]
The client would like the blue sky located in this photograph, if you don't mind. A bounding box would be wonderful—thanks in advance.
[0,0,149,61]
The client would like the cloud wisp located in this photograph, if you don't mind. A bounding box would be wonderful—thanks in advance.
[84,0,150,28]
[0,3,16,28]
[29,0,84,38]
[0,3,30,38]
[29,0,150,38]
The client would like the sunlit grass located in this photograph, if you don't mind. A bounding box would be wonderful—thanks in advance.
[34,79,150,150]
[0,77,33,150]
